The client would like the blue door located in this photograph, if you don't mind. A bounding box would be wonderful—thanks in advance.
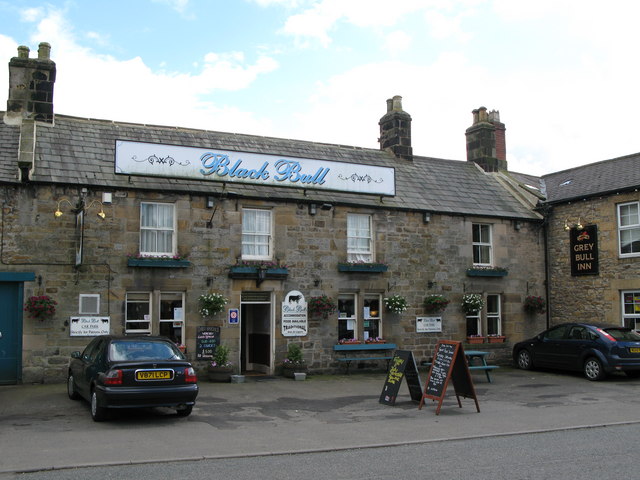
[0,272,34,385]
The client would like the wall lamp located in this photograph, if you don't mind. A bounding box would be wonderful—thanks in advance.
[308,203,317,215]
[514,220,522,231]
[423,211,431,224]
[321,203,333,211]
[54,198,106,219]
[563,217,584,231]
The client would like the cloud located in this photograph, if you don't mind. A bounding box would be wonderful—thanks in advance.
[383,31,412,54]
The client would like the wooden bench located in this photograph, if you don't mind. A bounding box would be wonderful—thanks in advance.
[420,361,500,383]
[333,343,397,374]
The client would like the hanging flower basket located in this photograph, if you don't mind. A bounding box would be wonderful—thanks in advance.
[199,293,228,317]
[523,295,547,314]
[24,295,57,321]
[308,295,337,318]
[423,295,450,313]
[384,295,408,314]
[461,294,484,314]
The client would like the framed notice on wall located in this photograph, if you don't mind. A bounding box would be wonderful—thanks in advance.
[416,317,442,333]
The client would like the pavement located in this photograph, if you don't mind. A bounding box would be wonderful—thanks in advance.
[2,367,640,474]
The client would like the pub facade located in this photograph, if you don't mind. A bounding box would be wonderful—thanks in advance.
[0,44,548,384]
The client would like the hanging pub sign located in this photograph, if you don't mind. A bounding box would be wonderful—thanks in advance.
[282,290,308,337]
[570,224,599,276]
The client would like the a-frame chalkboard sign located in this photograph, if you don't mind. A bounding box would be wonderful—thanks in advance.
[419,340,480,415]
[379,350,423,405]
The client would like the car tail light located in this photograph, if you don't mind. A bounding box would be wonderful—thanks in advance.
[185,366,197,383]
[597,328,617,342]
[104,369,123,385]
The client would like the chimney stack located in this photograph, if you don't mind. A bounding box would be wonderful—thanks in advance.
[4,42,56,125]
[465,106,507,172]
[378,95,413,161]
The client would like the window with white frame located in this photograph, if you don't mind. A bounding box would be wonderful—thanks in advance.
[363,294,382,340]
[242,208,272,260]
[622,291,640,330]
[158,292,185,346]
[618,202,640,257]
[466,311,481,337]
[472,223,492,265]
[486,294,501,336]
[338,294,357,340]
[125,292,152,334]
[140,202,176,256]
[347,214,373,262]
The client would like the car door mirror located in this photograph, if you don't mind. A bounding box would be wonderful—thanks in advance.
[71,351,82,359]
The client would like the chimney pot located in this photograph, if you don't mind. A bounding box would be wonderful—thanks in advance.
[37,42,51,60]
[17,46,30,58]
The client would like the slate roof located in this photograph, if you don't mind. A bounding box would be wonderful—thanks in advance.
[542,153,640,204]
[0,113,540,220]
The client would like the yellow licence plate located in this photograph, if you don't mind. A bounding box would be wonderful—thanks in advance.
[629,348,640,353]
[136,370,172,381]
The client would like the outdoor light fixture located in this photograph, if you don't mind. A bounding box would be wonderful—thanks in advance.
[54,198,106,219]
[514,220,522,231]
[308,203,317,215]
[321,203,332,211]
[423,211,431,224]
[206,196,216,209]
[564,217,585,231]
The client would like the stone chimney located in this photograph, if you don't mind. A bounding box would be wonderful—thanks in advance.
[378,95,413,161]
[465,106,507,172]
[4,42,56,125]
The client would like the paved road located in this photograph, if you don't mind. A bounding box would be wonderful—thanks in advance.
[1,367,640,474]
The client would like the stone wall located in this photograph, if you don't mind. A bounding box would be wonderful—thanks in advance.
[546,191,640,326]
[3,184,545,382]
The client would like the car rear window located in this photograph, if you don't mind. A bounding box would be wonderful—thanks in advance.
[603,328,640,341]
[109,341,180,361]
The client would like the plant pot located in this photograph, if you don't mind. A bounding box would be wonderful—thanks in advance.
[487,336,506,343]
[208,366,233,382]
[466,336,485,344]
[282,364,308,379]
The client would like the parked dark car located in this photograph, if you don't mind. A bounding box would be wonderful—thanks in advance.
[67,335,198,421]
[513,323,640,381]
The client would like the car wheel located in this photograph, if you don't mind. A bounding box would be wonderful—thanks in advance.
[516,349,533,370]
[584,357,606,381]
[90,389,107,422]
[176,405,193,417]
[67,373,80,400]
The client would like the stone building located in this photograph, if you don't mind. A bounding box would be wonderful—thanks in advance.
[0,44,546,385]
[541,155,640,328]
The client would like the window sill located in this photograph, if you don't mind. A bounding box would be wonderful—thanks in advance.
[127,258,191,268]
[338,263,388,273]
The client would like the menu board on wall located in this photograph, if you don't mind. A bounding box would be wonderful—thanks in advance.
[195,326,220,360]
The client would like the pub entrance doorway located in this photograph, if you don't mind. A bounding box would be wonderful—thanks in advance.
[240,291,273,375]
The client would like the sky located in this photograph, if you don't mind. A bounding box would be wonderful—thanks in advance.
[1,0,639,177]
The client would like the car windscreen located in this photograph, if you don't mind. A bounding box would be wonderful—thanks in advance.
[109,341,181,361]
[603,328,640,341]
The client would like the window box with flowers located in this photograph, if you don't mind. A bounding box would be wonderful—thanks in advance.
[523,295,547,314]
[365,337,387,344]
[127,253,191,268]
[466,266,508,277]
[308,295,337,318]
[423,295,450,314]
[466,335,486,344]
[461,293,485,314]
[487,335,507,343]
[24,295,57,321]
[228,261,289,280]
[199,293,228,318]
[208,344,233,382]
[338,338,362,345]
[337,262,388,273]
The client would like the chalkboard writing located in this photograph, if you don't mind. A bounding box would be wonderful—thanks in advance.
[419,340,480,415]
[379,350,423,405]
[196,326,220,360]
